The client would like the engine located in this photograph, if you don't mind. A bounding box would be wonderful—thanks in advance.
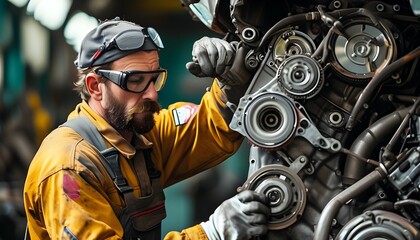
[182,0,420,239]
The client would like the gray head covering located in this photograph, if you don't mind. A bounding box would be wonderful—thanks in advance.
[74,17,164,69]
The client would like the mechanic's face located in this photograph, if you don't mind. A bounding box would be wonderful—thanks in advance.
[102,50,162,134]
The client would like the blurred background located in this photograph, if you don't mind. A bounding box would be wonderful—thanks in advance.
[0,0,250,238]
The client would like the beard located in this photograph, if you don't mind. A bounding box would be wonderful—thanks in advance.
[104,91,161,134]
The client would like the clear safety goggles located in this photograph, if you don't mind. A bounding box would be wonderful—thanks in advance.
[93,27,164,61]
[110,27,164,50]
[95,68,167,93]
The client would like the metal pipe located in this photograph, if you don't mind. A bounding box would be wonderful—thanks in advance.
[256,12,320,51]
[313,167,387,240]
[395,199,420,208]
[384,97,420,155]
[346,45,420,130]
[343,107,410,185]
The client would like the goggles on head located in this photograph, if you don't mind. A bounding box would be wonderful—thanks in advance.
[94,68,167,93]
[92,27,164,66]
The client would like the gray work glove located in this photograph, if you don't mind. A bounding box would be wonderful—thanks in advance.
[187,37,234,83]
[200,190,270,240]
[186,37,254,117]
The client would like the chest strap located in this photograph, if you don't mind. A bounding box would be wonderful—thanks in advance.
[61,116,166,240]
[62,115,131,193]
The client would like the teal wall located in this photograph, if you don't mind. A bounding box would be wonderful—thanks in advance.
[1,3,25,109]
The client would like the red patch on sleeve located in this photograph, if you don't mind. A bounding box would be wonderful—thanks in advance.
[63,173,80,200]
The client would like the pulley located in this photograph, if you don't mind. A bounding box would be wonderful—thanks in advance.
[239,165,307,230]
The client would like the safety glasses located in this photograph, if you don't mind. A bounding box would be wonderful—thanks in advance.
[93,27,164,61]
[95,68,167,93]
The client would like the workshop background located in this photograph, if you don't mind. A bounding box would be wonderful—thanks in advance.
[0,0,250,239]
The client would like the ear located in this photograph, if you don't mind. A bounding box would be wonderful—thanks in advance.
[86,73,103,101]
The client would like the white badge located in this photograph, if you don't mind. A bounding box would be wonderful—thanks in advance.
[172,104,199,126]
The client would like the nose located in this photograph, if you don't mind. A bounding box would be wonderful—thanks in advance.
[142,81,158,100]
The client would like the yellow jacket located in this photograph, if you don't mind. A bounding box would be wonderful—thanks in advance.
[23,81,243,239]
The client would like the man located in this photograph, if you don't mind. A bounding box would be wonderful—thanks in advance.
[23,18,269,239]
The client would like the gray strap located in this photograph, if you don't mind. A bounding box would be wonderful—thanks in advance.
[61,116,131,192]
[61,115,107,151]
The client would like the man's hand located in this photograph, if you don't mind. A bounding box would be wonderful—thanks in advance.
[200,190,270,240]
[186,37,236,79]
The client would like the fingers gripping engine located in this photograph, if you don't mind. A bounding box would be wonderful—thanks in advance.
[238,165,307,230]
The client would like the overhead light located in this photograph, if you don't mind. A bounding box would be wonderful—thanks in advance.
[22,17,49,75]
[8,0,29,7]
[27,0,72,30]
[64,12,98,52]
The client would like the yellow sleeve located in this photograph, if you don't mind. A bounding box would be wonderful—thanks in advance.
[164,225,209,240]
[148,80,244,187]
[34,170,123,239]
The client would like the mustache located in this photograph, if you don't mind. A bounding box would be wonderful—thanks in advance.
[127,100,162,115]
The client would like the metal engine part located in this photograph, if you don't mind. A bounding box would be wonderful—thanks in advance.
[335,210,420,240]
[388,146,420,198]
[230,91,298,149]
[183,0,420,238]
[239,165,307,230]
[277,55,324,99]
[273,30,316,61]
[225,0,420,239]
[329,18,396,83]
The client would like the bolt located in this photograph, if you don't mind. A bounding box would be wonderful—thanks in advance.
[376,4,385,12]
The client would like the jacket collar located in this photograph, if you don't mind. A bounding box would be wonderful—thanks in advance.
[68,101,153,159]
